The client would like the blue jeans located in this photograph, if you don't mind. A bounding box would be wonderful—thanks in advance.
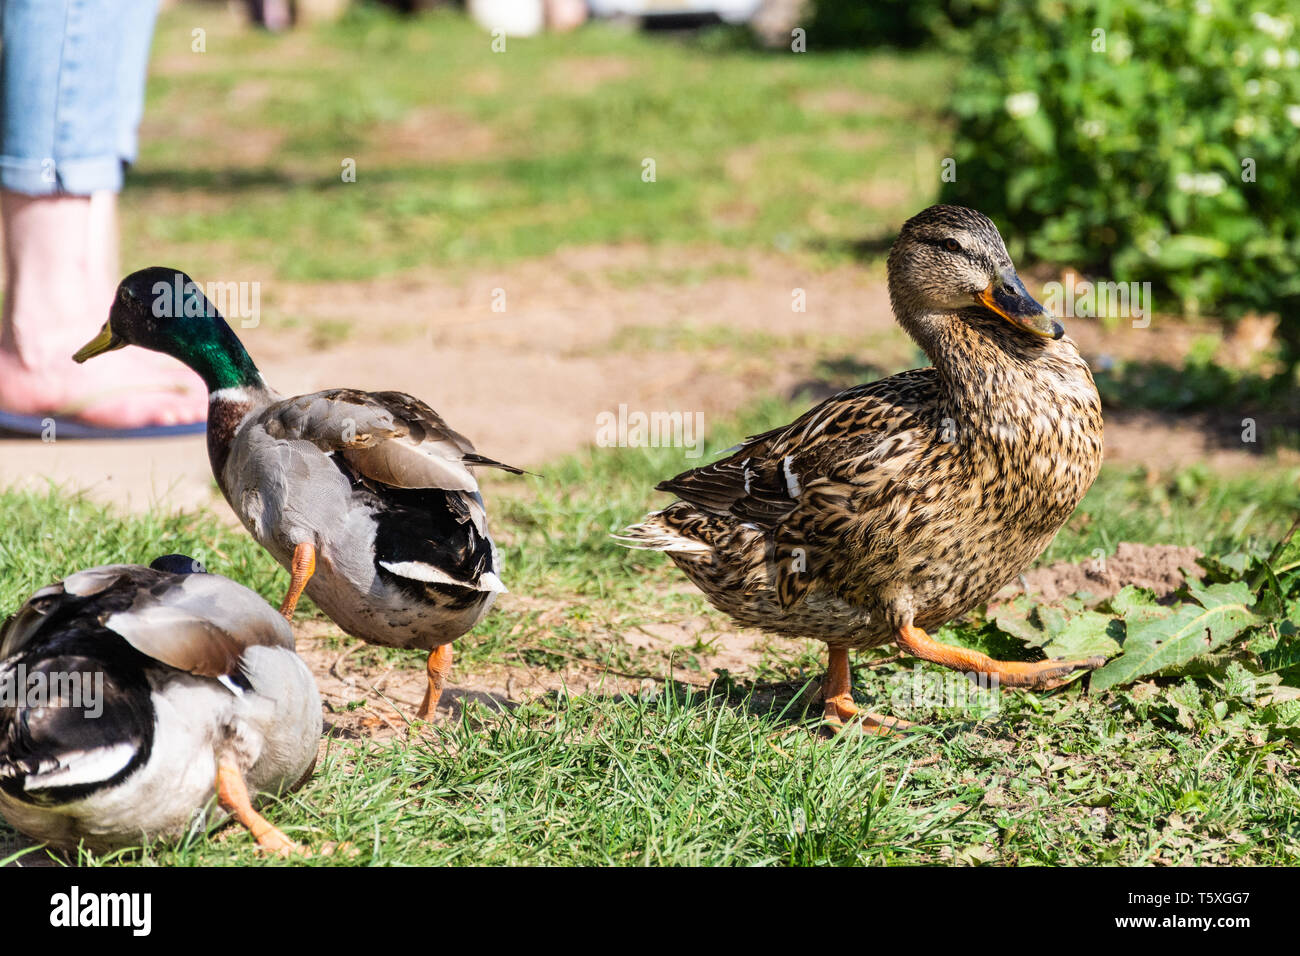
[0,0,160,195]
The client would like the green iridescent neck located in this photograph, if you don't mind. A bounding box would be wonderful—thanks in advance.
[168,313,265,393]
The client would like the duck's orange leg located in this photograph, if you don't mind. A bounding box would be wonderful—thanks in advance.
[895,625,1104,689]
[216,759,306,857]
[822,646,912,735]
[416,643,453,720]
[279,542,316,621]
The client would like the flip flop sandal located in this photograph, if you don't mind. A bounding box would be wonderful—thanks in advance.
[0,384,207,439]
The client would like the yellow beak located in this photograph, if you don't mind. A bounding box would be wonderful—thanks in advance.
[73,322,126,363]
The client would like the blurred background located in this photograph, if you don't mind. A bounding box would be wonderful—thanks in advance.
[5,0,1299,507]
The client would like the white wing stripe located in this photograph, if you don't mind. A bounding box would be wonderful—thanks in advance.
[23,743,136,791]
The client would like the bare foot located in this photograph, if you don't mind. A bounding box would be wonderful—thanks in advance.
[0,345,207,428]
[0,190,207,429]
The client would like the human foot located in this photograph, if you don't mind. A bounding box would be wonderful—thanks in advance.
[1,190,207,429]
[0,344,207,428]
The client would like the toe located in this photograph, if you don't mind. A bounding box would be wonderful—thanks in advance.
[1025,656,1105,690]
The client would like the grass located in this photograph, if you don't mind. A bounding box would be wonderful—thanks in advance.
[125,5,950,280]
[31,685,1300,867]
[2,397,1299,866]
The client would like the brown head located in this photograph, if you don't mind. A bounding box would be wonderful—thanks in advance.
[886,205,1063,357]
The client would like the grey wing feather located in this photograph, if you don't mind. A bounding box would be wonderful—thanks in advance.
[0,565,139,659]
[104,574,294,679]
[260,388,523,493]
[2,566,293,682]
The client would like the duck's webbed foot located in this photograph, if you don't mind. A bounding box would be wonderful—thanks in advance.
[821,646,913,736]
[895,624,1105,690]
[216,759,308,858]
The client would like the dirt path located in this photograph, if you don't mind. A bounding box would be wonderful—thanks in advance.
[0,244,1278,513]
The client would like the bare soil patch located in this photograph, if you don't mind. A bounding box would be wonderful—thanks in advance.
[544,56,637,93]
[369,107,501,164]
[997,542,1204,605]
[796,87,905,117]
[0,243,1279,513]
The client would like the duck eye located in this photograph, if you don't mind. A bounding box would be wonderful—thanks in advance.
[943,238,962,253]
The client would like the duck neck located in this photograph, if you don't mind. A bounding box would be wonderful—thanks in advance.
[191,320,274,479]
[186,317,267,394]
[905,307,1089,434]
[206,377,274,483]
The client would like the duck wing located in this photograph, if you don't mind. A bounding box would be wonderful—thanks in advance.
[1,565,293,682]
[262,388,522,492]
[1,567,294,803]
[101,572,295,680]
[0,564,150,659]
[257,389,517,593]
[0,630,154,804]
[658,369,938,526]
[654,369,939,607]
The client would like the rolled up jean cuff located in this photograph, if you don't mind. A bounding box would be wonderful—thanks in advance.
[0,154,124,195]
[1,0,158,197]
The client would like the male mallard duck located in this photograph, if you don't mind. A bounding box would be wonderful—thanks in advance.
[73,268,520,721]
[0,555,320,854]
[619,205,1106,732]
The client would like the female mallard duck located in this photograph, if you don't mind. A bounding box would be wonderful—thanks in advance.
[73,268,522,720]
[619,205,1106,732]
[0,555,320,854]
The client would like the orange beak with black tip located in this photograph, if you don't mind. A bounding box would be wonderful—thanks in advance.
[976,269,1064,340]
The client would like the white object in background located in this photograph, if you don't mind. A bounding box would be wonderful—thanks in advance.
[587,0,764,23]
[469,0,546,36]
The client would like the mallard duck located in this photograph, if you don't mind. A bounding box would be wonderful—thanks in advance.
[619,205,1106,732]
[0,555,320,854]
[73,268,520,721]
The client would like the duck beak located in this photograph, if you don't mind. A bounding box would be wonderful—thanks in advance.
[976,270,1063,340]
[73,321,127,362]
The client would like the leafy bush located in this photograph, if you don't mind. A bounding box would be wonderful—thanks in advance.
[803,0,991,49]
[940,1,1300,342]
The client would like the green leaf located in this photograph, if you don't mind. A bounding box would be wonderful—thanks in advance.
[1260,637,1300,676]
[1018,111,1055,154]
[991,601,1047,647]
[1043,611,1121,660]
[1091,594,1258,691]
[1185,578,1254,609]
[1197,551,1252,583]
[1107,586,1169,625]
[1261,698,1300,736]
[1036,604,1069,639]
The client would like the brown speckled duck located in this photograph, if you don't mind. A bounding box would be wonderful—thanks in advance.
[619,205,1106,732]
